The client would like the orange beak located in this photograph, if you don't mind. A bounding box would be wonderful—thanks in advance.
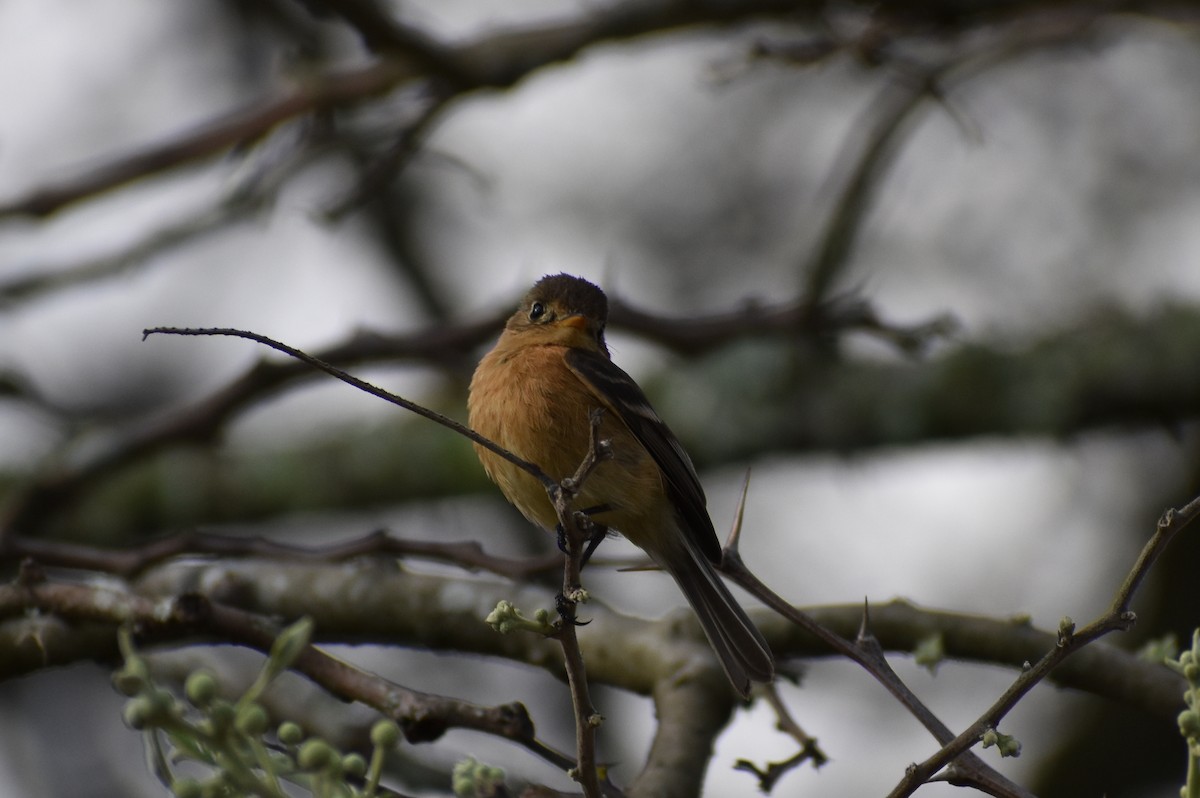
[559,314,590,330]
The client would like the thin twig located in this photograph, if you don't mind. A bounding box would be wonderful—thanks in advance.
[733,681,829,791]
[142,327,552,491]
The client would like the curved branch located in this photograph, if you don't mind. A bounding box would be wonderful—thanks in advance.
[0,559,1182,720]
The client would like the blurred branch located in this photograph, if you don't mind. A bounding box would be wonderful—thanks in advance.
[800,68,939,307]
[0,569,578,773]
[610,292,954,356]
[332,97,461,321]
[0,316,505,537]
[0,193,263,304]
[796,6,1109,306]
[1,1,1175,220]
[0,61,418,219]
[1,292,939,537]
[7,301,1200,538]
[4,528,562,582]
[0,127,317,304]
[690,302,1200,462]
[0,558,1183,718]
[628,670,735,798]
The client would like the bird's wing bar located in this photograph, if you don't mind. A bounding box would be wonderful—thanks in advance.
[564,347,721,561]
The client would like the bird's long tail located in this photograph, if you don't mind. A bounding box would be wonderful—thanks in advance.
[662,541,775,698]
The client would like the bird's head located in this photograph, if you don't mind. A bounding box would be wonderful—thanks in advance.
[504,273,610,356]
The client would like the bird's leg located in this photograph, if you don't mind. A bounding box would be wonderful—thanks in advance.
[554,504,609,559]
[553,509,611,626]
[555,505,611,566]
[578,518,609,568]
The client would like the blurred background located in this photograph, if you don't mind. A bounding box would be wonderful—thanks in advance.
[1,1,1198,796]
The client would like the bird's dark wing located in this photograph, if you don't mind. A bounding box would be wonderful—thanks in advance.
[565,347,721,562]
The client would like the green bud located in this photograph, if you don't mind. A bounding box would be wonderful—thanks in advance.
[277,721,304,746]
[297,739,335,771]
[1178,709,1200,739]
[1186,663,1200,683]
[112,671,146,698]
[981,728,1021,757]
[1057,617,1075,642]
[342,753,367,777]
[485,601,517,632]
[370,719,400,748]
[235,703,269,737]
[999,736,1022,757]
[485,600,555,635]
[123,696,156,730]
[452,757,505,797]
[913,633,945,674]
[185,672,218,707]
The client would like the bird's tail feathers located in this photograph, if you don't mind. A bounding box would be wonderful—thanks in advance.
[664,541,775,699]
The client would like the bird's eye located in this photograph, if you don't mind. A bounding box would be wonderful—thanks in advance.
[529,301,546,321]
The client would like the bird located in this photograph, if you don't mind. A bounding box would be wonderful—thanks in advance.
[467,273,774,698]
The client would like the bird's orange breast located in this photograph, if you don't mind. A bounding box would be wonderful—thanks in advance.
[468,341,667,539]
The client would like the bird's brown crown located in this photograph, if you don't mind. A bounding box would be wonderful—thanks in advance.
[525,274,608,323]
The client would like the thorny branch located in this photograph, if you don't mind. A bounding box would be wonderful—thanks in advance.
[722,474,1025,793]
[722,472,1200,797]
[547,410,614,798]
[885,492,1200,798]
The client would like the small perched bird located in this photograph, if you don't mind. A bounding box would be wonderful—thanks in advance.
[468,273,774,697]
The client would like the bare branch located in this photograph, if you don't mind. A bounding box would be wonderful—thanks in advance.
[142,326,552,490]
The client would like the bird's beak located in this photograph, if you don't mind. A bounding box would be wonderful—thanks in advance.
[559,314,589,330]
